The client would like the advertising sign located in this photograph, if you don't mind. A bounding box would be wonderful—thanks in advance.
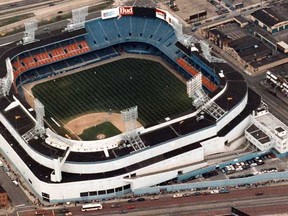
[156,8,167,20]
[101,8,119,20]
[119,6,134,16]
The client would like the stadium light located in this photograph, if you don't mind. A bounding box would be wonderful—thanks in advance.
[66,6,88,31]
[34,98,45,135]
[0,58,14,97]
[23,19,38,44]
[186,74,226,120]
[121,106,145,151]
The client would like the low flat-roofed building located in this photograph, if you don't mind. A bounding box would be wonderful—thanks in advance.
[207,28,232,48]
[245,124,271,151]
[251,4,288,34]
[223,35,272,70]
[277,41,288,53]
[247,108,288,154]
[234,16,249,28]
[0,186,8,208]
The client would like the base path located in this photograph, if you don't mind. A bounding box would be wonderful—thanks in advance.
[65,112,142,135]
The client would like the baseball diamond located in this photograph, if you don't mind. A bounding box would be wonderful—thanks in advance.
[31,58,193,127]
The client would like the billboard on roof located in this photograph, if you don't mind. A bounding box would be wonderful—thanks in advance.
[101,8,119,20]
[119,6,134,16]
[156,8,167,20]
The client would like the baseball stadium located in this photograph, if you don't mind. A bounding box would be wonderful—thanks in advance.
[0,6,263,202]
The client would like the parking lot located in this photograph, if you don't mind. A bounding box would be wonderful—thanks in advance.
[175,152,288,186]
[170,0,220,22]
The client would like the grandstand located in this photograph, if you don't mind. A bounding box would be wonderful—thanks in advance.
[0,6,264,203]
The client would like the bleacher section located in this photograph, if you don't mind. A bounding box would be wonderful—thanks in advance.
[15,47,119,88]
[176,58,217,92]
[11,39,90,79]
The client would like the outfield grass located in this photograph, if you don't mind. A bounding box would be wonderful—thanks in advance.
[32,58,193,125]
[79,122,121,141]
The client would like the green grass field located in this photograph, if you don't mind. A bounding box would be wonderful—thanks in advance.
[79,122,121,140]
[32,58,193,126]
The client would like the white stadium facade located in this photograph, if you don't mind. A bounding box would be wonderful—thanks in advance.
[0,6,286,203]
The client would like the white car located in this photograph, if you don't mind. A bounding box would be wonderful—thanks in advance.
[210,190,219,194]
[150,196,159,200]
[173,193,183,198]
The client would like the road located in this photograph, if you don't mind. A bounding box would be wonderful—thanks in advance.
[0,164,32,207]
[0,9,103,46]
[13,184,288,216]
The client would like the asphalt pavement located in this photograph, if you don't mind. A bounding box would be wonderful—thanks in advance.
[0,10,101,46]
[0,162,31,207]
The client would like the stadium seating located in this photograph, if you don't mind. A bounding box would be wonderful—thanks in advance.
[176,58,217,92]
[12,39,90,78]
[13,16,217,92]
[84,16,181,60]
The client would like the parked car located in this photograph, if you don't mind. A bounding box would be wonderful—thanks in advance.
[127,199,136,203]
[173,193,183,198]
[120,209,128,214]
[183,193,191,197]
[255,192,264,196]
[191,26,197,32]
[60,209,69,213]
[111,203,121,208]
[210,190,219,194]
[136,197,145,202]
[35,209,46,215]
[219,188,229,194]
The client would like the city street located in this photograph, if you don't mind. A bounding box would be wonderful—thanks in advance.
[12,184,288,216]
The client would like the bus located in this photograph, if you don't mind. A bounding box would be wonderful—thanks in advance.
[81,203,103,211]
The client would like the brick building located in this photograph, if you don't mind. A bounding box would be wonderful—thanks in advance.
[0,186,8,208]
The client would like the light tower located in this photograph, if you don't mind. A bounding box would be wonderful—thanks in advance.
[0,58,14,97]
[187,74,226,120]
[34,98,45,135]
[22,98,45,142]
[23,19,37,44]
[121,106,146,151]
[66,6,88,31]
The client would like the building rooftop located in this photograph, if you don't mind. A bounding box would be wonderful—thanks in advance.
[255,112,288,141]
[248,24,278,45]
[217,22,248,41]
[234,15,248,24]
[228,35,272,63]
[251,7,287,28]
[246,124,270,144]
